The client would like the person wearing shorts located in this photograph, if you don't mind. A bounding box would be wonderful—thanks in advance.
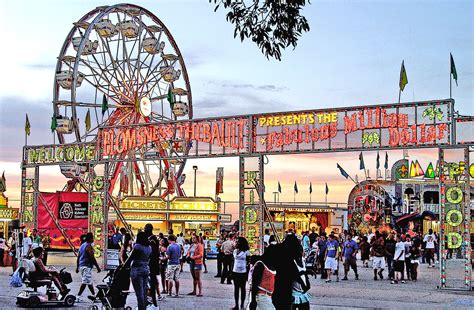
[76,233,101,299]
[324,234,339,282]
[391,235,406,284]
[166,235,182,297]
[371,236,386,280]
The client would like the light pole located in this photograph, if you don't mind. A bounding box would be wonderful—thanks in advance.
[193,165,198,197]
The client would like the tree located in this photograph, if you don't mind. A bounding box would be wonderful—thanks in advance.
[210,0,310,61]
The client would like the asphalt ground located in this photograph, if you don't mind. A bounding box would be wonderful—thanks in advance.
[0,252,472,309]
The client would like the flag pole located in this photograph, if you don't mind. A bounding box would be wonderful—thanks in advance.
[450,61,452,99]
[398,89,401,104]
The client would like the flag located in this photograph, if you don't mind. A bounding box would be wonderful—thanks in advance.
[278,181,282,193]
[0,171,6,192]
[294,181,298,194]
[50,114,57,132]
[25,114,31,136]
[325,182,329,195]
[359,152,365,170]
[337,163,349,179]
[101,94,108,115]
[376,151,380,169]
[384,152,389,170]
[216,167,224,194]
[309,182,312,194]
[399,60,408,91]
[167,87,175,108]
[85,109,91,131]
[450,53,458,86]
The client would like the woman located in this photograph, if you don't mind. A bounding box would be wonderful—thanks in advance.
[148,234,163,305]
[159,238,169,296]
[232,237,250,310]
[7,232,17,273]
[291,246,311,310]
[120,233,133,264]
[248,249,276,310]
[410,239,421,282]
[30,247,70,296]
[181,239,190,272]
[123,232,151,310]
[187,234,204,297]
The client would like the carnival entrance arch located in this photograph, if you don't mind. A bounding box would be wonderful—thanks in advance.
[19,4,473,291]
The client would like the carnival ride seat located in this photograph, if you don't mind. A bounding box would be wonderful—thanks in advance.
[172,101,188,117]
[56,117,74,134]
[56,71,85,89]
[159,66,181,83]
[143,37,165,54]
[72,37,99,55]
[95,19,117,38]
[117,20,139,38]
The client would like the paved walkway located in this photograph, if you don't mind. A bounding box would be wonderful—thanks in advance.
[1,252,472,309]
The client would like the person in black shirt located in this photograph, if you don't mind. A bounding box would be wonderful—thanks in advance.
[385,233,396,280]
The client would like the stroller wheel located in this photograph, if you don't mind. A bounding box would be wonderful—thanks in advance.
[125,307,132,310]
[90,306,99,310]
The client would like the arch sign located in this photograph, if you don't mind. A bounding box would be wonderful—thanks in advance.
[439,148,471,291]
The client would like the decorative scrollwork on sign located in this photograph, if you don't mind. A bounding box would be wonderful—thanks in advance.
[422,106,444,121]
[361,132,380,145]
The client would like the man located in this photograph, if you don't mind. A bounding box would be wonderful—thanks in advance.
[220,233,235,284]
[0,232,5,267]
[404,235,412,280]
[215,232,226,278]
[31,229,42,250]
[385,233,396,280]
[371,236,386,280]
[317,234,327,278]
[324,234,339,283]
[342,233,359,280]
[166,235,182,297]
[392,234,406,284]
[302,231,311,257]
[177,233,185,247]
[263,229,270,248]
[21,230,32,258]
[423,229,437,268]
[110,228,122,249]
[76,232,101,299]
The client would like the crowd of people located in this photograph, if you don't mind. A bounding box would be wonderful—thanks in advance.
[297,227,440,284]
[5,224,446,310]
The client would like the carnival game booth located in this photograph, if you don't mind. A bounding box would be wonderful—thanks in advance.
[266,204,345,237]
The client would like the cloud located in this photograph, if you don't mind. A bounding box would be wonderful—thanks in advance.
[24,63,56,70]
[221,82,287,92]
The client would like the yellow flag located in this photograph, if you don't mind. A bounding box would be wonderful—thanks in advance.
[25,114,31,136]
[399,60,408,91]
[85,109,91,131]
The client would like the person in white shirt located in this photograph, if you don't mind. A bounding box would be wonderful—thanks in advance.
[391,235,406,284]
[21,230,32,258]
[177,233,185,246]
[263,229,270,248]
[423,229,437,268]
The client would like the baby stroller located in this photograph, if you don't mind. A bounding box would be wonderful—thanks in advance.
[305,248,318,278]
[89,267,132,310]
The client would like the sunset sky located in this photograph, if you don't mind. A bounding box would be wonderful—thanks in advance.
[0,1,472,220]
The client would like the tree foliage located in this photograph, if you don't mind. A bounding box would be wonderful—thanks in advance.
[210,0,310,61]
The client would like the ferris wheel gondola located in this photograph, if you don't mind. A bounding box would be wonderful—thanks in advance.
[53,3,193,198]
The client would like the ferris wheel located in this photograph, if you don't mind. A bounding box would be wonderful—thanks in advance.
[53,4,192,198]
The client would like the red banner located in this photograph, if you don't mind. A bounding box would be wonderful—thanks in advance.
[38,192,88,249]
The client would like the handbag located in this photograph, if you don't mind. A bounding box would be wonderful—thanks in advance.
[10,270,23,287]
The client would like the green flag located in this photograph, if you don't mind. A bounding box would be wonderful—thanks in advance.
[51,114,57,132]
[0,171,6,192]
[102,94,108,116]
[450,53,458,86]
[399,60,408,91]
[25,114,31,136]
[85,109,91,131]
[167,87,175,108]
